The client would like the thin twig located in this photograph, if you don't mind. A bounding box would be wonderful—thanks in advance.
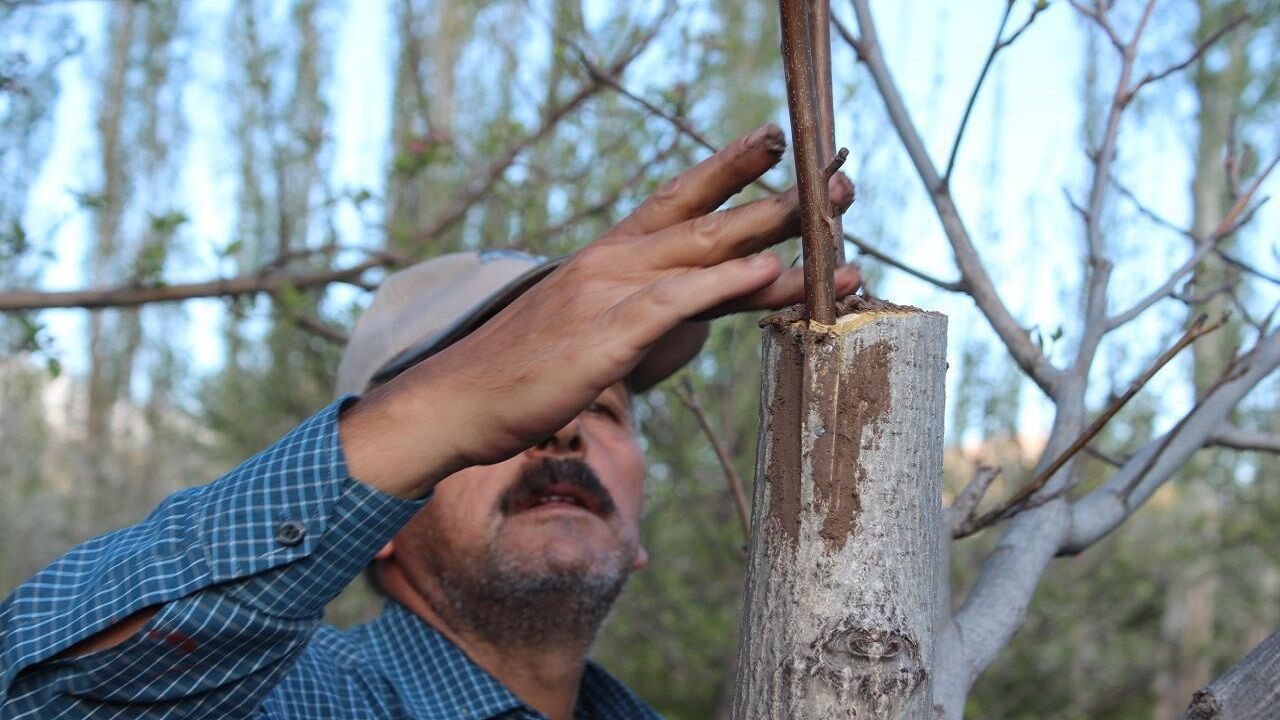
[405,14,668,248]
[1110,177,1189,237]
[1119,343,1250,500]
[807,0,844,263]
[0,254,399,312]
[288,309,350,345]
[1216,248,1280,287]
[947,465,1003,536]
[780,0,838,323]
[955,313,1227,538]
[1126,13,1251,101]
[843,1,1064,396]
[675,378,751,542]
[1108,152,1280,331]
[843,232,965,292]
[944,0,1048,182]
[568,42,785,197]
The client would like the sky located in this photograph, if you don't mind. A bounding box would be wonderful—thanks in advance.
[14,0,1280,441]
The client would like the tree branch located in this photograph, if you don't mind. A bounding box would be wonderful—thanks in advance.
[1210,426,1280,454]
[406,13,669,248]
[566,31,783,196]
[1129,14,1251,100]
[1064,327,1280,554]
[807,0,844,263]
[0,255,395,312]
[946,465,1002,536]
[843,232,965,292]
[954,314,1225,538]
[1181,628,1280,720]
[674,378,750,543]
[1107,151,1280,331]
[840,3,1063,397]
[1069,0,1159,380]
[781,0,838,323]
[944,0,1048,183]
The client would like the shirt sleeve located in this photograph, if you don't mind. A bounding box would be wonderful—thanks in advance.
[0,396,430,717]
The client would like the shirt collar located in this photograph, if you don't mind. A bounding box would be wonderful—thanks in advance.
[361,599,658,720]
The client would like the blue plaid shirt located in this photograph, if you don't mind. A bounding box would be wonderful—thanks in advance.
[0,398,659,719]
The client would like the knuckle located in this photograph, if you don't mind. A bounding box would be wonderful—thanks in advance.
[649,176,683,207]
[690,213,723,251]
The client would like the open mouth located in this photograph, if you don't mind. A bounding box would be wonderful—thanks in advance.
[499,458,618,520]
[510,482,605,516]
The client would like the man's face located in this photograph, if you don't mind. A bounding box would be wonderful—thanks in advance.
[383,380,646,642]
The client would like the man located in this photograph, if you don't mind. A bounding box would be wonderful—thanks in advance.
[0,124,858,719]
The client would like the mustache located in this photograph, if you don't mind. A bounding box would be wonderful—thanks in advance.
[499,457,617,517]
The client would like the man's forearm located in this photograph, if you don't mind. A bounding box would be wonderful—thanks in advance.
[338,359,473,500]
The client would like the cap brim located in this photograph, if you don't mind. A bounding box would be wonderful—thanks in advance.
[368,255,706,392]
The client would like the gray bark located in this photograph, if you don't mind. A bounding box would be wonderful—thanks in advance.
[1181,629,1280,720]
[731,305,947,719]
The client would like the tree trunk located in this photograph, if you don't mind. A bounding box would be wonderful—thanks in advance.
[731,300,947,719]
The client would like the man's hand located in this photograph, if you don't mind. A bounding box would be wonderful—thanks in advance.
[341,123,858,498]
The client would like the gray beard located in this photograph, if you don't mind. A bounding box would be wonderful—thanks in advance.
[434,541,634,651]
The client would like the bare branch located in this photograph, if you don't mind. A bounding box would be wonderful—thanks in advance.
[1083,444,1126,468]
[1108,152,1280,330]
[287,310,350,345]
[1070,0,1162,378]
[955,314,1225,538]
[405,14,668,248]
[0,255,395,312]
[1064,327,1280,554]
[1129,14,1251,100]
[1181,628,1280,720]
[807,0,844,263]
[781,0,838,323]
[1068,0,1124,51]
[944,0,1048,182]
[946,465,1002,536]
[1210,426,1280,454]
[1110,177,1189,237]
[674,378,751,543]
[841,2,1063,397]
[568,38,783,196]
[843,232,965,292]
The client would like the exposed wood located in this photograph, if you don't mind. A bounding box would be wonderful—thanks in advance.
[731,301,947,718]
[1181,629,1280,720]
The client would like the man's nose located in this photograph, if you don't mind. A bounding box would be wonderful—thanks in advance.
[530,418,586,458]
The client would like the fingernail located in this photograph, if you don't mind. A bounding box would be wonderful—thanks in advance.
[746,124,786,154]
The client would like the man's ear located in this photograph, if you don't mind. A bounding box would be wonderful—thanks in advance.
[374,540,395,561]
[633,546,649,571]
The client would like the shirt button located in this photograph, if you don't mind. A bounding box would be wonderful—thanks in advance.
[275,520,306,547]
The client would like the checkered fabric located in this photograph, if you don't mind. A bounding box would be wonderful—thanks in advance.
[0,398,660,719]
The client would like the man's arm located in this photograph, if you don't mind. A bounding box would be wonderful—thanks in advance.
[0,398,429,716]
[339,123,856,500]
[1,123,855,716]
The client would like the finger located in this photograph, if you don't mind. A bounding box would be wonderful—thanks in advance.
[647,172,855,269]
[697,263,862,319]
[610,124,787,238]
[607,254,783,352]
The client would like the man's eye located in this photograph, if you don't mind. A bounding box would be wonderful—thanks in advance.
[588,402,620,422]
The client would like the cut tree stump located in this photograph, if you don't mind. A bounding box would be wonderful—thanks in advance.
[731,298,947,719]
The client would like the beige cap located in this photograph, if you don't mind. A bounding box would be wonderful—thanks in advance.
[335,249,707,397]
